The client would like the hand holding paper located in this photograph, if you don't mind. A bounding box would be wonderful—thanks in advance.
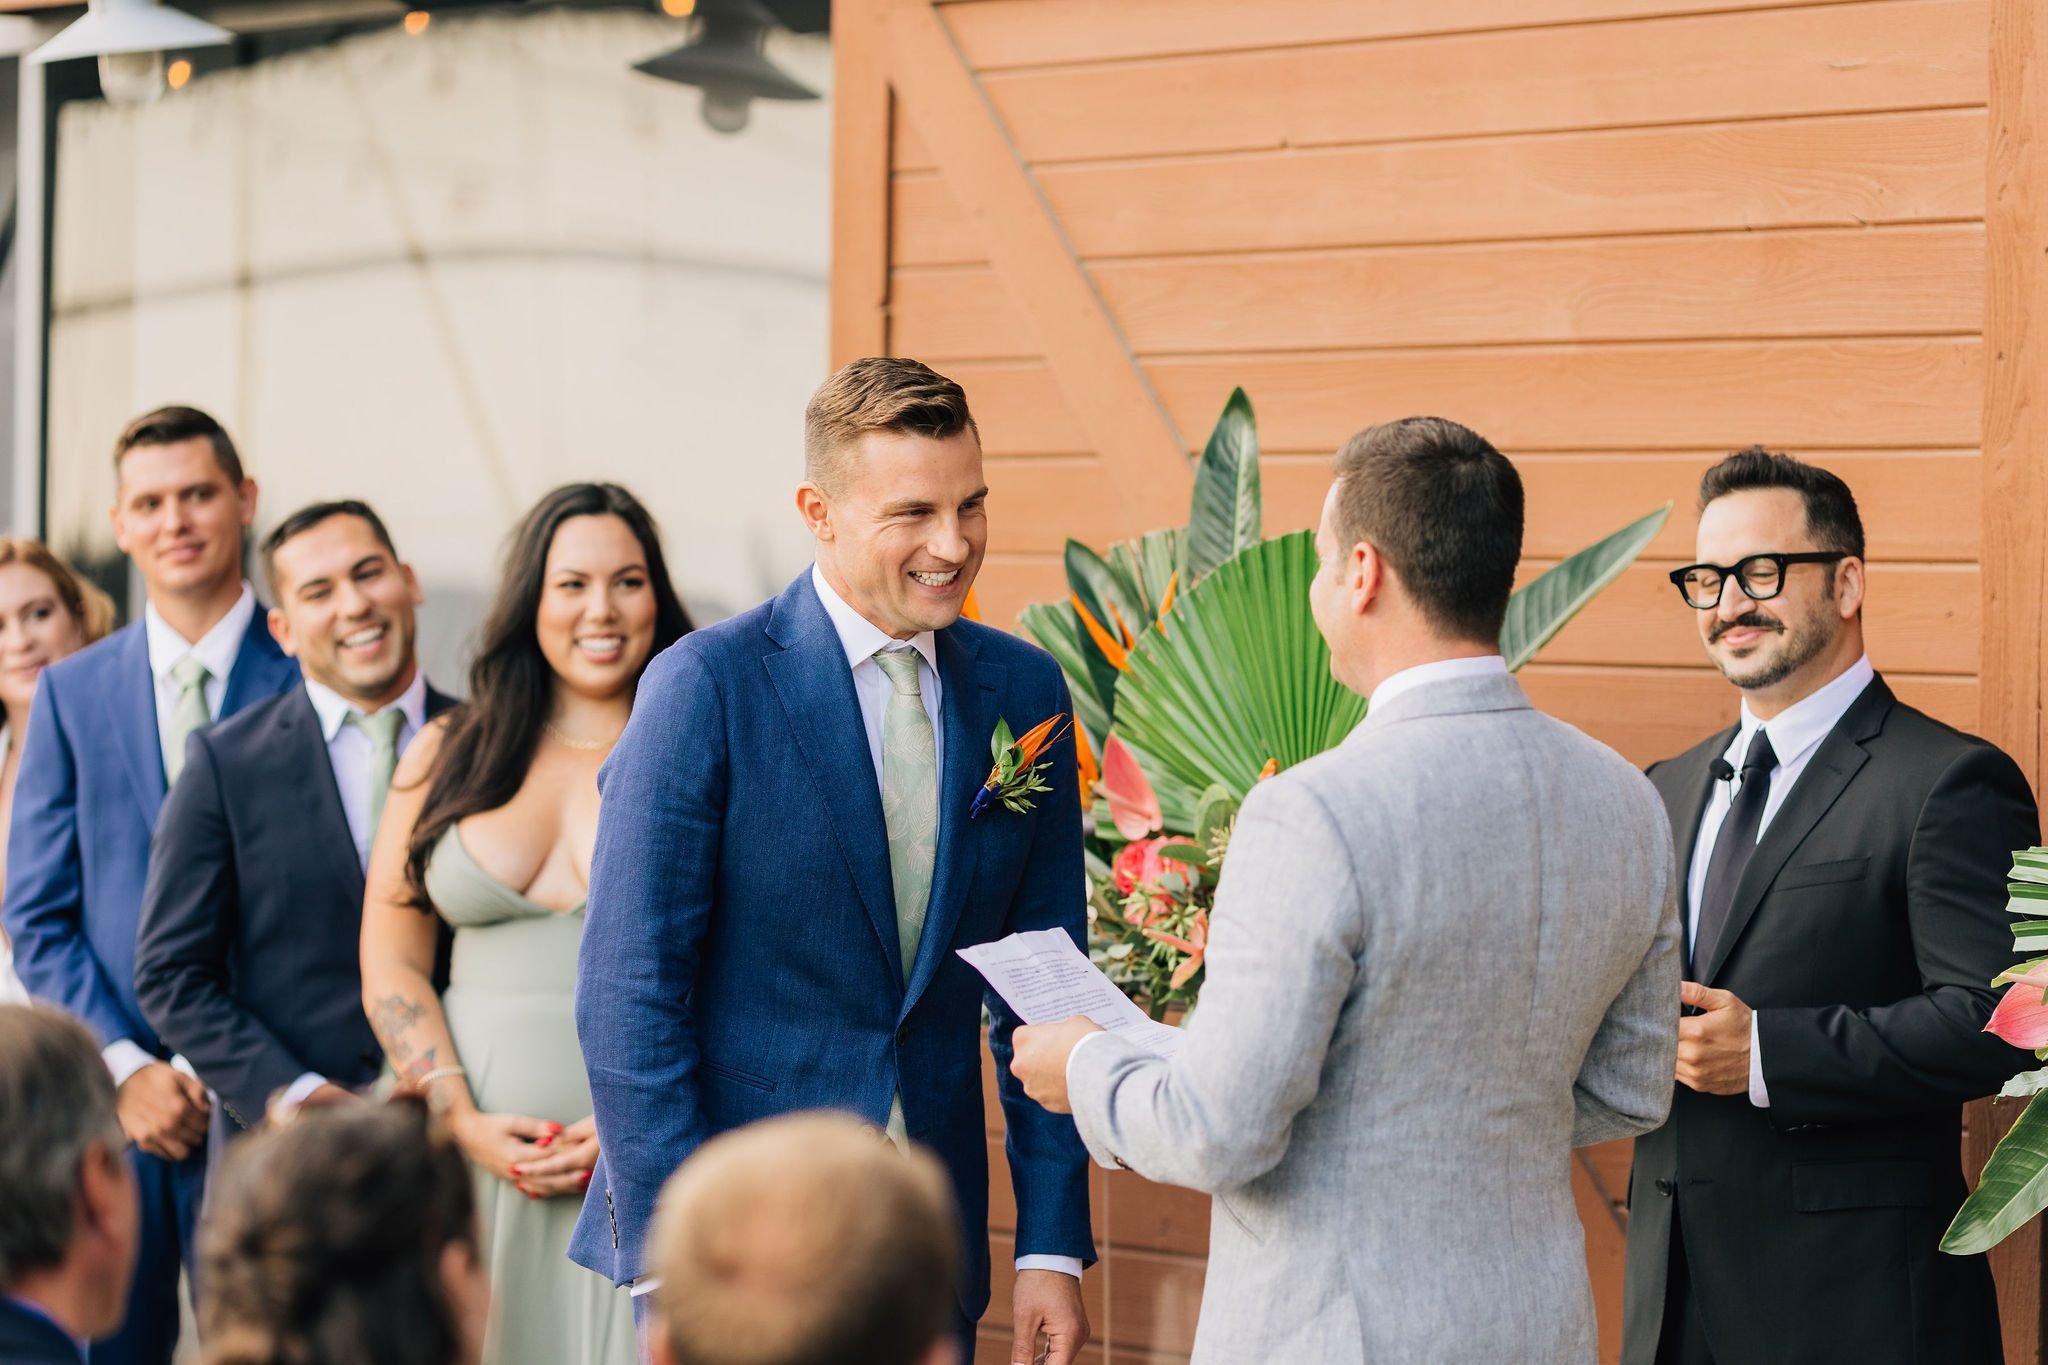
[961,928,1182,1115]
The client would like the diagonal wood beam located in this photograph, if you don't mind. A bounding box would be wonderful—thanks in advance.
[883,0,1191,527]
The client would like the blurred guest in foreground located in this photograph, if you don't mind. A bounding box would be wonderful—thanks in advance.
[197,1100,487,1365]
[0,542,114,1004]
[644,1112,961,1365]
[4,405,299,1365]
[361,483,690,1365]
[0,1005,141,1365]
[136,501,454,1145]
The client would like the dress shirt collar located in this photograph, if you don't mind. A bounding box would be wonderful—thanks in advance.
[303,667,427,743]
[810,563,939,677]
[1369,654,1509,712]
[4,1293,85,1355]
[144,583,256,688]
[1730,653,1876,770]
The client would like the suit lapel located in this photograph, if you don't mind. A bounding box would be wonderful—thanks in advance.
[1699,679,1891,986]
[112,626,167,826]
[1664,730,1733,897]
[219,609,295,718]
[279,688,367,902]
[762,580,902,981]
[902,628,1002,1018]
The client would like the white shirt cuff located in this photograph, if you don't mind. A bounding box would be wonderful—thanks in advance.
[1015,1255,1083,1279]
[1064,1029,1110,1100]
[279,1072,330,1112]
[630,1277,661,1298]
[1747,1012,1770,1108]
[103,1039,156,1088]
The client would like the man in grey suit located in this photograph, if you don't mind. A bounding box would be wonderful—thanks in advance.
[1012,416,1681,1365]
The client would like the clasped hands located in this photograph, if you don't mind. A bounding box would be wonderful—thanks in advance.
[1676,980,1752,1095]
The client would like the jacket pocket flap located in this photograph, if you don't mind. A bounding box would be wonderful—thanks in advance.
[1793,1160,1943,1211]
[1774,856,1871,892]
[699,1059,777,1092]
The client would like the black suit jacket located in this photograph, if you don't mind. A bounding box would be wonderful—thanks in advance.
[134,681,455,1132]
[1621,675,2038,1365]
[0,1297,84,1364]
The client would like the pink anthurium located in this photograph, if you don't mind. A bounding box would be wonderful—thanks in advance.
[1986,961,2048,1050]
[1097,733,1164,840]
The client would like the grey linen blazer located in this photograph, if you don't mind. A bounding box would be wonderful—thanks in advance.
[1068,672,1680,1365]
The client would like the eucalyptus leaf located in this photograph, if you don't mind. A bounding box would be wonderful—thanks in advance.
[1195,784,1239,848]
[1501,504,1670,671]
[1156,841,1208,867]
[1183,388,1262,582]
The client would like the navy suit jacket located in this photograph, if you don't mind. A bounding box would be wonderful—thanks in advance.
[0,1297,84,1364]
[569,573,1095,1312]
[3,612,299,1054]
[135,682,456,1131]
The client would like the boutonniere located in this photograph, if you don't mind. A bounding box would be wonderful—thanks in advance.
[971,713,1071,819]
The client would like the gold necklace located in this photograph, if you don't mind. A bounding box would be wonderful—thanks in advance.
[542,720,619,753]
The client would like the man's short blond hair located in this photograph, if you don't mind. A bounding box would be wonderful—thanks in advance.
[648,1112,960,1365]
[803,357,977,496]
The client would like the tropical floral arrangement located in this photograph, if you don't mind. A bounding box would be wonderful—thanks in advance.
[1019,390,1669,1017]
[1943,847,2048,1253]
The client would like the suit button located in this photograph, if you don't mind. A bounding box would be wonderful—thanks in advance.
[895,1025,909,1047]
[1655,1178,1676,1197]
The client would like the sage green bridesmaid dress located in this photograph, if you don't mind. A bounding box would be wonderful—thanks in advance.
[429,827,635,1365]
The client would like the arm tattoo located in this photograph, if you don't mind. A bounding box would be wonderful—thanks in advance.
[369,993,429,1069]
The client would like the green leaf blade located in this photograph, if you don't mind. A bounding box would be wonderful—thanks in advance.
[1943,1092,2048,1255]
[1183,388,1262,582]
[1501,504,1671,671]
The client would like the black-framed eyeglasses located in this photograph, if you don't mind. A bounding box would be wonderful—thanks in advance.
[1667,552,1848,610]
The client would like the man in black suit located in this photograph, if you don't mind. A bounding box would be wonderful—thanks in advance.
[136,501,454,1139]
[0,1005,140,1364]
[1620,448,2037,1365]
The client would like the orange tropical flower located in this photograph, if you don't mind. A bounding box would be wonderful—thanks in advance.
[1071,595,1130,672]
[1097,734,1163,840]
[1144,910,1208,990]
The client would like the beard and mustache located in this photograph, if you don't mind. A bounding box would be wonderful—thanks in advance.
[1709,605,1838,692]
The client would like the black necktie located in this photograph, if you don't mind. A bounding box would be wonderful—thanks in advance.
[1692,727,1778,977]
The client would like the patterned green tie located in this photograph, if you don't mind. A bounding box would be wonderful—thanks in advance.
[343,708,406,837]
[163,656,212,783]
[874,648,937,1151]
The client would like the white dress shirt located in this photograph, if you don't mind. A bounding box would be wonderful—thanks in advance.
[302,671,429,868]
[812,565,1080,1282]
[105,587,261,1089]
[1687,654,1876,1108]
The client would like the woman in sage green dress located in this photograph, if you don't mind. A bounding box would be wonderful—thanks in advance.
[360,484,692,1365]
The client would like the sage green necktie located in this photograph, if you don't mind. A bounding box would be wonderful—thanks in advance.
[343,708,406,837]
[163,656,212,783]
[874,648,937,1150]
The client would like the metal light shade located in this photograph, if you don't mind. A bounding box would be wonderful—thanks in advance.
[30,0,232,64]
[634,3,819,135]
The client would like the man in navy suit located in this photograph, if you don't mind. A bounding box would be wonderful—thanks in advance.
[137,500,455,1144]
[0,1005,140,1365]
[3,407,299,1364]
[572,358,1094,1364]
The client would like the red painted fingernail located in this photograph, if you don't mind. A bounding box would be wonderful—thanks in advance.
[546,1122,564,1134]
[536,1136,554,1149]
[580,1170,592,1186]
[510,1165,524,1177]
[526,1189,541,1201]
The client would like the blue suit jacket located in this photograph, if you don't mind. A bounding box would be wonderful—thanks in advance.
[569,573,1095,1312]
[3,612,299,1054]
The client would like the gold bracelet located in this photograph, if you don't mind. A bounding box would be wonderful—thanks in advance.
[417,1066,467,1086]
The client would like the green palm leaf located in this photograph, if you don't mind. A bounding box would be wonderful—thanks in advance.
[1182,388,1262,582]
[1113,531,1366,802]
[1502,504,1670,671]
[1942,1092,2048,1254]
[1017,601,1111,741]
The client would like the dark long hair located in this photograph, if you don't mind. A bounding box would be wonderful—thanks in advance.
[198,1101,476,1365]
[404,483,692,910]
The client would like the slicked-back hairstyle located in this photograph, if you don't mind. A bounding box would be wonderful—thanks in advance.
[649,1113,960,1365]
[1698,446,1865,560]
[1329,416,1524,644]
[259,500,402,600]
[198,1100,476,1365]
[0,1004,124,1284]
[113,405,245,484]
[803,357,978,496]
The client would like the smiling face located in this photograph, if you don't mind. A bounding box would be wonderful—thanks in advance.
[266,514,423,709]
[1694,487,1864,704]
[110,438,256,602]
[534,513,659,702]
[800,428,988,640]
[0,561,87,714]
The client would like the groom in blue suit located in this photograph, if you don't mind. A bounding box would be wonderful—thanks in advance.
[573,358,1094,1363]
[4,407,298,1365]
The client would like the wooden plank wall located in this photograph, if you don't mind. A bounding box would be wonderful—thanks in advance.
[833,1,2009,1360]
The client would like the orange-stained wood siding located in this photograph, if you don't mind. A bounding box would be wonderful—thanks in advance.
[830,0,2027,1360]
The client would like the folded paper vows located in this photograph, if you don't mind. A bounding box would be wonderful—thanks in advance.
[960,928,1183,1058]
